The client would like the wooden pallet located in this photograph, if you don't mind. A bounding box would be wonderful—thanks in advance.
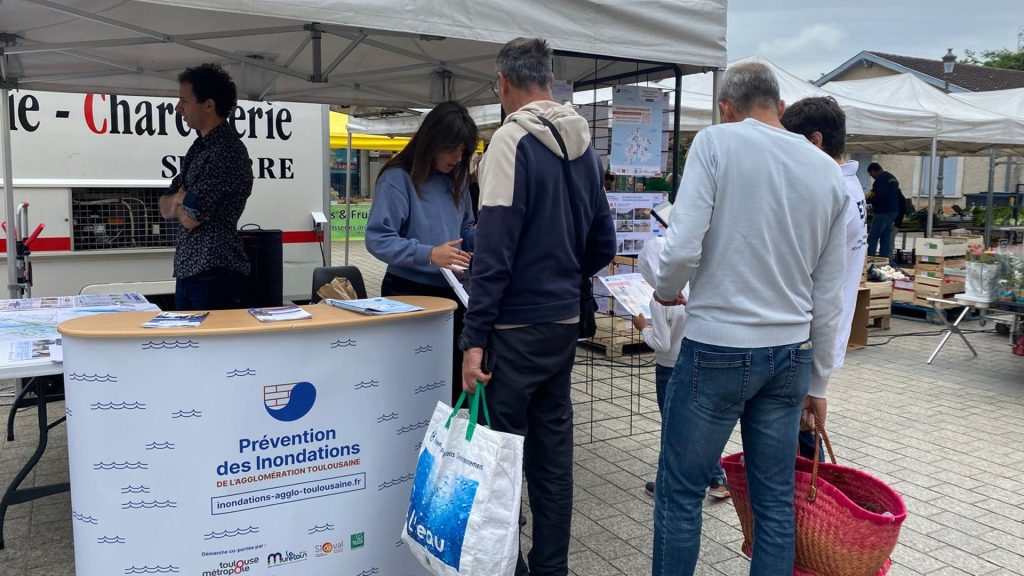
[867,316,891,331]
[586,315,646,358]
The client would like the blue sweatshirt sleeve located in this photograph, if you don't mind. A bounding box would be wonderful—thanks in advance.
[583,188,617,278]
[461,188,477,252]
[461,131,526,348]
[364,176,433,267]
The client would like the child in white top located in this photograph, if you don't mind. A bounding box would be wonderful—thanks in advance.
[632,237,729,499]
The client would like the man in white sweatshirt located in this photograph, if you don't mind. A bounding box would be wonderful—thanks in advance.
[651,62,847,576]
[781,96,868,459]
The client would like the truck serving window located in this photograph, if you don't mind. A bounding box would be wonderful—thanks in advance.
[71,188,176,251]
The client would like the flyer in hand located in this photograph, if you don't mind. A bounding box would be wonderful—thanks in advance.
[325,297,424,316]
[142,312,210,328]
[598,273,654,318]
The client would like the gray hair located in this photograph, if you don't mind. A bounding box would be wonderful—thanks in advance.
[718,62,780,114]
[496,37,553,91]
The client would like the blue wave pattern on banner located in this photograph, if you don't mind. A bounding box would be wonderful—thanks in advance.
[170,409,202,419]
[94,461,148,470]
[121,500,177,509]
[65,407,72,418]
[121,485,151,494]
[354,380,379,390]
[226,368,256,377]
[204,526,259,540]
[405,450,478,571]
[72,511,98,525]
[97,535,125,544]
[144,442,175,450]
[396,420,429,436]
[330,339,357,349]
[355,569,379,576]
[124,566,179,574]
[414,380,446,395]
[307,522,335,535]
[413,345,434,355]
[378,473,415,491]
[91,402,146,411]
[68,373,118,382]
[376,412,399,423]
[141,340,198,350]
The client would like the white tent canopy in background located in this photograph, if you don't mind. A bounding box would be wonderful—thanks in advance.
[822,74,1024,155]
[951,88,1024,119]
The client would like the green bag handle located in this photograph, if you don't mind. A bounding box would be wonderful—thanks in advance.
[444,382,492,442]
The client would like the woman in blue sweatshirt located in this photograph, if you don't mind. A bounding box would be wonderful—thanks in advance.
[365,101,478,404]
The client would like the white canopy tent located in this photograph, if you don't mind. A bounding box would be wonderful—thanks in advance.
[951,87,1024,118]
[824,73,1024,237]
[0,0,728,296]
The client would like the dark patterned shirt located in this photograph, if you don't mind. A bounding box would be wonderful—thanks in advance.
[166,121,253,278]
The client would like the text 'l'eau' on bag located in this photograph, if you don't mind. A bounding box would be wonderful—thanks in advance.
[720,426,907,576]
[402,386,525,576]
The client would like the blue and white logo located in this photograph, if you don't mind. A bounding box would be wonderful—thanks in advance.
[263,382,316,422]
[405,450,479,570]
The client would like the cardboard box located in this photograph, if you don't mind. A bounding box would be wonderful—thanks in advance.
[915,237,967,258]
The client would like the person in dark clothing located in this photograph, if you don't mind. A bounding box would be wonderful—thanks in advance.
[364,101,478,405]
[460,38,617,576]
[160,63,253,311]
[866,162,901,261]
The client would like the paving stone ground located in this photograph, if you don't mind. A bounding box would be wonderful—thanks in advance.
[1,243,1022,575]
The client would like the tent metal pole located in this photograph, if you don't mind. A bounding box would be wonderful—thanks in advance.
[711,69,722,125]
[670,67,681,203]
[1,87,18,298]
[344,132,352,266]
[985,148,996,248]
[927,137,937,237]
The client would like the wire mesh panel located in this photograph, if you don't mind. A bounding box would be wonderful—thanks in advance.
[71,188,177,251]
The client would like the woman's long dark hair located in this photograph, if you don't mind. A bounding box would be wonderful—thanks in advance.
[378,101,478,206]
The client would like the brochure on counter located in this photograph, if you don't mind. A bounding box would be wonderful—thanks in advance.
[325,298,424,316]
[248,305,312,322]
[142,312,210,328]
[599,273,654,318]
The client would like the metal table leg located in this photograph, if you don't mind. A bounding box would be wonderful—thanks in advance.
[927,304,977,364]
[0,377,70,549]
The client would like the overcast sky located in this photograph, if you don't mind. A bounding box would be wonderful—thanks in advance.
[727,0,1023,81]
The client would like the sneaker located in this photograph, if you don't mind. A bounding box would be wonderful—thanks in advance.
[708,481,731,500]
[644,481,656,498]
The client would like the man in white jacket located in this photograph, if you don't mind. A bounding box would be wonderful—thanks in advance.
[781,96,868,458]
[651,62,847,576]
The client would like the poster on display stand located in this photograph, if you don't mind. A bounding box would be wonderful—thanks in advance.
[607,192,667,256]
[610,86,664,176]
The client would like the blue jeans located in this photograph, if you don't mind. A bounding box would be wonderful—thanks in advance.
[868,212,897,261]
[656,364,726,485]
[653,339,812,576]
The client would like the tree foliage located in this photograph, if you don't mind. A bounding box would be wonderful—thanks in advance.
[962,48,1024,71]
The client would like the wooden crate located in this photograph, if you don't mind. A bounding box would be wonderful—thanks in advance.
[864,281,893,298]
[913,297,957,309]
[587,314,645,358]
[914,275,965,297]
[893,289,915,303]
[867,316,891,330]
[914,237,968,258]
[868,307,891,318]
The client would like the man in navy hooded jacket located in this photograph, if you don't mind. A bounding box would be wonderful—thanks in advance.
[459,38,616,576]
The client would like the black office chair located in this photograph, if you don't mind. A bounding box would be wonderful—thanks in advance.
[311,266,367,303]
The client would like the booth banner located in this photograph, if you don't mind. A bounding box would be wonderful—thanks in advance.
[607,192,667,256]
[62,314,452,576]
[331,203,372,241]
[610,86,664,176]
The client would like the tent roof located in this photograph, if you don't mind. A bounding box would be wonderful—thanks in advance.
[0,0,727,108]
[951,87,1024,119]
[823,73,1024,153]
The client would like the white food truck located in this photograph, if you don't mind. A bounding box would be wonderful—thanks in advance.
[2,89,329,302]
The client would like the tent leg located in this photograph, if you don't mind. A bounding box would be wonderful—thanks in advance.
[985,148,996,248]
[927,137,937,237]
[670,67,681,203]
[344,132,352,266]
[1,87,18,299]
[711,69,722,125]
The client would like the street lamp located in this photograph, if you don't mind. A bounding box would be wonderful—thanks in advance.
[935,49,957,228]
[942,49,956,93]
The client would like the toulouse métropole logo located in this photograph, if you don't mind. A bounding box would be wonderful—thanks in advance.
[264,382,316,422]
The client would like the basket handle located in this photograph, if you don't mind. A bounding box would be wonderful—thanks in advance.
[807,423,837,502]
